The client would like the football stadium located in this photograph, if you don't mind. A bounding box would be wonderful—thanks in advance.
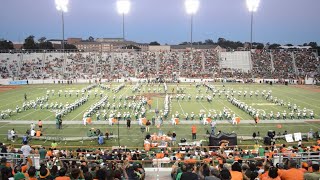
[0,0,320,180]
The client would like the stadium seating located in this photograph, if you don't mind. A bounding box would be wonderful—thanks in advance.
[0,49,319,80]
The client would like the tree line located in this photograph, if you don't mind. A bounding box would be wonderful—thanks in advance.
[0,35,77,50]
[1,36,319,54]
[149,38,320,53]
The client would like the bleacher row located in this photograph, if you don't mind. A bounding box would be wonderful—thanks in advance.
[0,50,318,80]
[1,139,320,180]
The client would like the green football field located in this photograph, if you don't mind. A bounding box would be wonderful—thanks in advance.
[0,83,319,147]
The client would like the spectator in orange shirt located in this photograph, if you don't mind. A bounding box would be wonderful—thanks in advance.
[230,162,243,180]
[279,160,304,180]
[262,167,281,180]
[46,148,53,158]
[260,162,271,180]
[191,125,197,140]
[300,162,309,173]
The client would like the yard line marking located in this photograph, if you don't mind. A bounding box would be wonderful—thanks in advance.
[304,121,320,129]
[272,88,320,110]
[157,97,159,109]
[283,86,320,103]
[177,100,185,115]
[16,109,41,120]
[0,89,45,108]
[0,122,10,128]
[197,101,209,112]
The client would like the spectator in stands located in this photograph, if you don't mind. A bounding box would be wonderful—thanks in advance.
[14,166,26,180]
[304,164,320,180]
[39,165,54,180]
[50,165,58,179]
[220,168,231,180]
[70,168,84,180]
[181,163,198,180]
[55,167,70,180]
[230,162,243,180]
[260,162,271,179]
[279,159,304,180]
[39,146,47,160]
[27,166,38,180]
[21,141,32,163]
[205,168,220,180]
[262,166,280,180]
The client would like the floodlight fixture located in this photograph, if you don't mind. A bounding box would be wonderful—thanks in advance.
[117,0,131,15]
[246,0,260,12]
[55,0,69,12]
[185,0,200,15]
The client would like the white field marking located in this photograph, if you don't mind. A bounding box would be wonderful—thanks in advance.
[0,90,45,108]
[0,122,10,128]
[16,109,42,120]
[304,121,320,129]
[44,113,55,120]
[0,85,48,98]
[282,86,320,103]
[198,101,209,112]
[177,100,186,115]
[157,97,159,109]
[251,103,276,106]
[272,88,320,110]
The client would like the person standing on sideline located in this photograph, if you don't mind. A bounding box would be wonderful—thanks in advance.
[58,118,62,129]
[24,93,27,101]
[172,131,177,146]
[10,128,16,142]
[211,120,217,135]
[38,120,43,131]
[56,116,60,129]
[191,125,197,140]
[30,123,35,131]
[127,118,131,129]
[146,120,151,132]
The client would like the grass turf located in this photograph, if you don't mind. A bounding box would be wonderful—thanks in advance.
[0,83,319,147]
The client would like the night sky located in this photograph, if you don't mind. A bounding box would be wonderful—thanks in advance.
[0,0,319,45]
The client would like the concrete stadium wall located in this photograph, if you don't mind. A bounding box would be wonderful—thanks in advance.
[148,45,171,52]
[0,78,307,85]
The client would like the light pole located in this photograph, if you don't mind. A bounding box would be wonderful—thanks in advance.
[117,0,131,41]
[185,0,199,72]
[55,0,69,51]
[246,0,260,50]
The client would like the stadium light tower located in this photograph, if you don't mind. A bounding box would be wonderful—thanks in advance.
[246,0,260,50]
[117,0,131,40]
[185,0,199,71]
[55,0,69,51]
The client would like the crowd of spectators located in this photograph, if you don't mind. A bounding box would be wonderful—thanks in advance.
[0,136,319,180]
[294,50,319,79]
[0,49,318,80]
[271,51,295,79]
[251,50,273,79]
